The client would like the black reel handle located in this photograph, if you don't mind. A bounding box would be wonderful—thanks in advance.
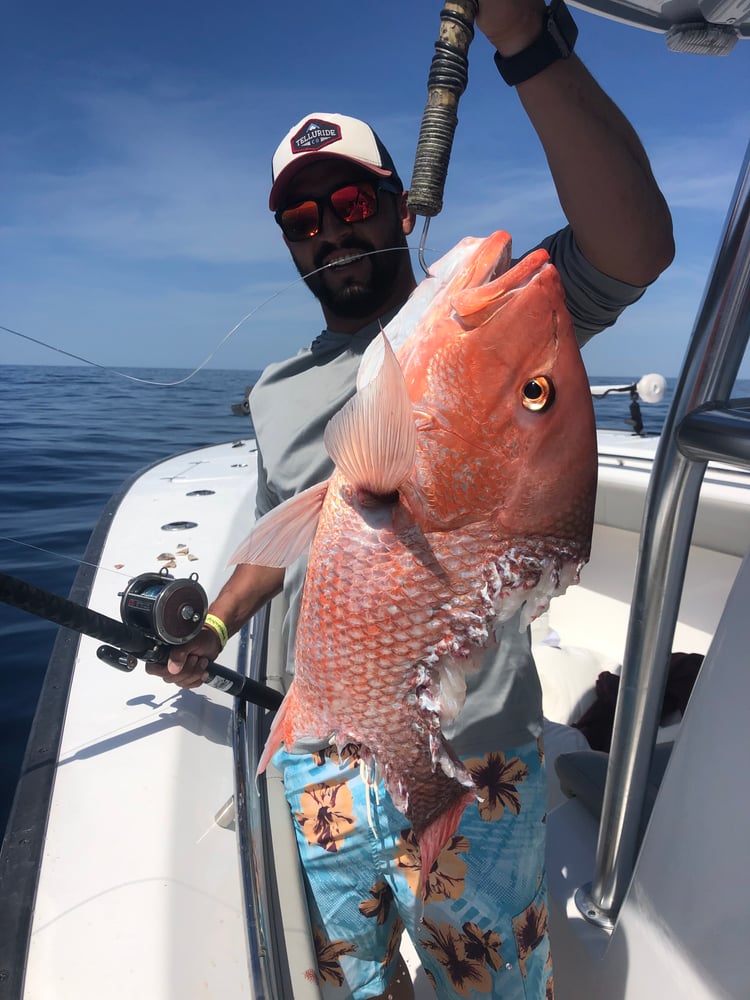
[408,0,478,218]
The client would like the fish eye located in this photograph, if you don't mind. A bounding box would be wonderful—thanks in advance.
[521,376,554,412]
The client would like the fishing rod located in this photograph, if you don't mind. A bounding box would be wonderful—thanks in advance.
[409,0,478,272]
[0,569,283,711]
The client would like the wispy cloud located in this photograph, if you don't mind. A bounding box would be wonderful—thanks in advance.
[649,123,748,213]
[2,82,283,267]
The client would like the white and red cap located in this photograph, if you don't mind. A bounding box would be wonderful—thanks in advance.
[269,113,403,211]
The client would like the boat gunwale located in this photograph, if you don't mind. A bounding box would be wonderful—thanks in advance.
[0,493,111,998]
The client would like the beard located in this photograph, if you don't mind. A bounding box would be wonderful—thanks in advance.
[294,224,409,320]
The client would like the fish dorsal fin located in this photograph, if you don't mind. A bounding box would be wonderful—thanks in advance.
[229,480,329,567]
[324,333,416,494]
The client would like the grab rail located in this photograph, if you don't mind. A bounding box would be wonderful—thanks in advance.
[233,606,274,995]
[577,141,750,925]
[233,602,297,997]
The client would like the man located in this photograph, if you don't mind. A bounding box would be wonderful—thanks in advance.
[149,2,673,996]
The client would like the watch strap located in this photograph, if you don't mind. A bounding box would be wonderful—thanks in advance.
[494,0,578,87]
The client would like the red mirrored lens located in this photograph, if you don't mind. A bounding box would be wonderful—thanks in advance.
[279,201,320,241]
[277,183,380,241]
[329,184,377,224]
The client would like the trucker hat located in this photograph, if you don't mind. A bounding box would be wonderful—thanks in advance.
[269,112,403,211]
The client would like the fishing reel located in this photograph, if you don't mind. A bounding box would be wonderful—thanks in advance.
[91,567,282,708]
[96,568,208,671]
[119,570,207,647]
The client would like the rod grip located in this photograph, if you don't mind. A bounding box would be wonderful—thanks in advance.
[408,0,478,218]
[205,661,284,710]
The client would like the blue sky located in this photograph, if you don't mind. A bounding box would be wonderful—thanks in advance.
[2,0,748,378]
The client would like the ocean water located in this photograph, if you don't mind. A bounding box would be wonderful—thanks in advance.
[0,364,260,839]
[0,364,746,841]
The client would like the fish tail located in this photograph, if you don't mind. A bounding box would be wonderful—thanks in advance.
[417,790,475,899]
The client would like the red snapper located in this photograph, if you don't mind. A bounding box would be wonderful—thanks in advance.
[232,230,597,891]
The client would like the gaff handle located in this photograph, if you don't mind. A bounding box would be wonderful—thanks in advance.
[408,0,478,218]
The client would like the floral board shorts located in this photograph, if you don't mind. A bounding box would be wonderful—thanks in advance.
[273,738,553,999]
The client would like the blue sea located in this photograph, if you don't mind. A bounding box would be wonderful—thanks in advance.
[0,364,261,839]
[0,364,746,841]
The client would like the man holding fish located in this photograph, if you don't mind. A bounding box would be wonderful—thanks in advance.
[149,1,673,996]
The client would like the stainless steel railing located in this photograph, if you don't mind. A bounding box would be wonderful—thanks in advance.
[577,141,750,925]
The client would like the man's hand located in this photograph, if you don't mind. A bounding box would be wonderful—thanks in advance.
[144,562,286,691]
[145,626,222,689]
[476,0,546,57]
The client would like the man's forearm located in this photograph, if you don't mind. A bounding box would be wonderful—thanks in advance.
[209,563,285,637]
[516,55,674,285]
[477,0,674,286]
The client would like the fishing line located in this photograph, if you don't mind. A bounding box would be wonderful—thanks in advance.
[0,244,442,388]
[0,243,444,581]
[0,325,115,371]
[0,535,133,580]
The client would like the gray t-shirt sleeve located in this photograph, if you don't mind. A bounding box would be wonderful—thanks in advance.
[535,226,648,348]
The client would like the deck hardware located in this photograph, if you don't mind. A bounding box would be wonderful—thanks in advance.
[582,143,750,924]
[574,884,614,931]
[214,796,236,829]
[161,520,198,531]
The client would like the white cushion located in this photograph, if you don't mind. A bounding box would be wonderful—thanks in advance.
[533,636,621,726]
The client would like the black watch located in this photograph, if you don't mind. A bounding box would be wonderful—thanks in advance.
[494,0,578,87]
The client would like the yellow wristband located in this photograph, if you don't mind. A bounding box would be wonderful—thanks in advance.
[203,614,228,650]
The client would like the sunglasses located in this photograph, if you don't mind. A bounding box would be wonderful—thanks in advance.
[275,181,401,242]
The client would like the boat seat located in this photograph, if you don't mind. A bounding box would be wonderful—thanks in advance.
[554,741,674,834]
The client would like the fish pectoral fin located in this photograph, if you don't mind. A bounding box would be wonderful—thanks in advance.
[229,480,329,567]
[324,333,416,495]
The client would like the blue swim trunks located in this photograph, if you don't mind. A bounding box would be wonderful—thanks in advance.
[273,738,553,999]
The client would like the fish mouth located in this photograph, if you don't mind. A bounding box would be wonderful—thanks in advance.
[489,257,511,283]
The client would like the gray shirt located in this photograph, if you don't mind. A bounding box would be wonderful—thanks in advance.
[249,227,645,751]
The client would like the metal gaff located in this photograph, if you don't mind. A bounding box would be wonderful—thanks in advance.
[409,0,478,272]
